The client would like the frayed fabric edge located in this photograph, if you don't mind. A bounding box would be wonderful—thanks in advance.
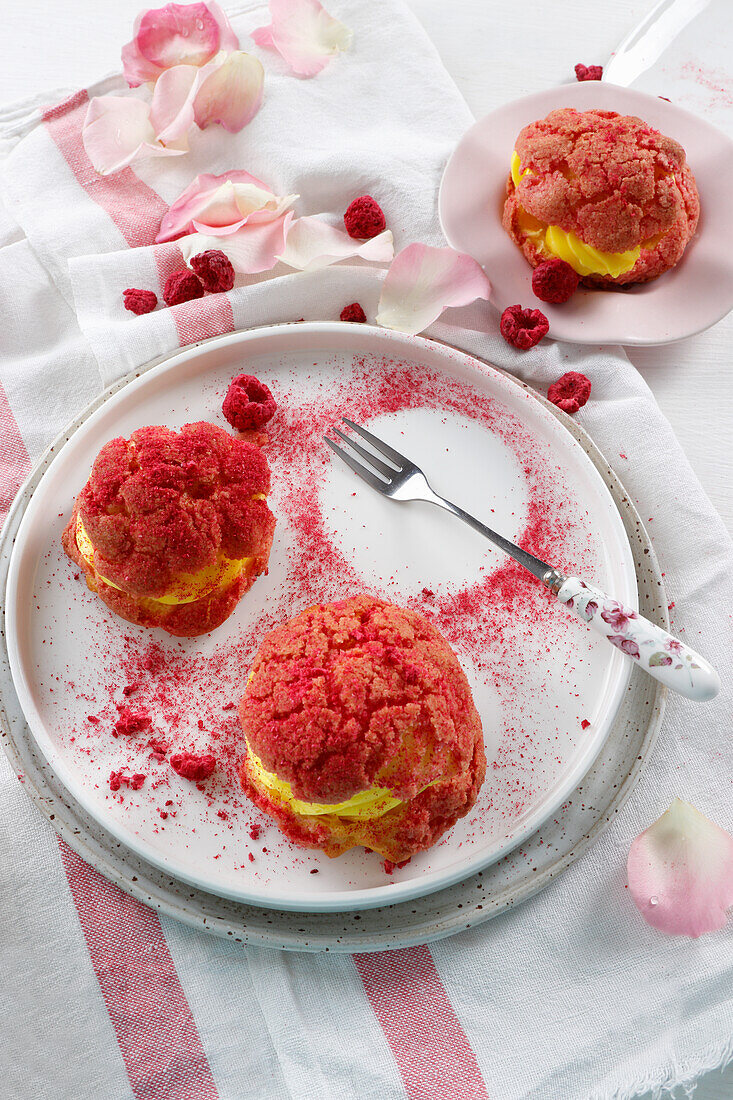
[597,1034,733,1100]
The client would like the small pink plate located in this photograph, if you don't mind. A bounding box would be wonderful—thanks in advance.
[439,81,733,346]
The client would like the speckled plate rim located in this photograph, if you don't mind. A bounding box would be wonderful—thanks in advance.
[0,326,667,952]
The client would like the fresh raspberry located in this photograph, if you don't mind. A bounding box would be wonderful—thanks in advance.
[189,250,235,293]
[170,752,217,781]
[575,63,603,82]
[340,302,367,323]
[531,259,579,304]
[547,371,592,414]
[343,195,386,239]
[222,374,277,432]
[500,304,549,350]
[163,269,205,306]
[123,288,157,315]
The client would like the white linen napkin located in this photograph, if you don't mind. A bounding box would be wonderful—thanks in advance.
[0,3,731,1099]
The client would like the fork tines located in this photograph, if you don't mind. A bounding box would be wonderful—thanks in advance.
[324,418,406,493]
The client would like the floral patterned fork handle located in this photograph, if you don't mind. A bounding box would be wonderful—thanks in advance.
[326,418,721,703]
[552,576,720,701]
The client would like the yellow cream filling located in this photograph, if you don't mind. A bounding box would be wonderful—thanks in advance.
[76,515,249,606]
[543,226,640,279]
[510,150,531,187]
[510,150,641,278]
[247,744,403,820]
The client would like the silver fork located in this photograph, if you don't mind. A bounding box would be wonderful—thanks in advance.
[325,418,719,702]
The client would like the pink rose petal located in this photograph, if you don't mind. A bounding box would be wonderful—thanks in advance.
[149,64,202,143]
[82,95,186,176]
[628,798,733,937]
[193,51,264,131]
[251,25,275,49]
[376,243,491,335]
[179,214,294,274]
[252,0,352,78]
[140,2,236,68]
[277,216,393,271]
[156,170,297,241]
[123,2,238,86]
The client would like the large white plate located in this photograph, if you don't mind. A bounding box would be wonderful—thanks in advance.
[5,324,636,912]
[439,81,733,345]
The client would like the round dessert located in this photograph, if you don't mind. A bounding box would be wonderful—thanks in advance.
[62,422,275,637]
[238,594,486,863]
[502,108,700,287]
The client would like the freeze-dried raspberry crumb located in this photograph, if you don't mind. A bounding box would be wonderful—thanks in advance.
[217,809,229,820]
[113,709,151,738]
[500,304,549,350]
[547,371,592,414]
[222,701,235,711]
[580,719,591,730]
[123,288,157,315]
[87,715,100,725]
[340,302,367,323]
[248,852,255,862]
[222,374,277,432]
[344,195,386,239]
[532,259,579,304]
[575,63,603,82]
[384,857,411,875]
[109,770,146,791]
[248,823,262,840]
[122,682,138,697]
[170,751,216,781]
[190,250,235,293]
[163,269,205,306]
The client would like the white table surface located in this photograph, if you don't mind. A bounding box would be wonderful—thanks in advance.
[3,3,732,1098]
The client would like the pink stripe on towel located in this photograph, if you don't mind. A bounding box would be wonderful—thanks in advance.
[354,945,489,1100]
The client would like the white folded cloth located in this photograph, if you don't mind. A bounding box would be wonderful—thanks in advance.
[0,3,731,1099]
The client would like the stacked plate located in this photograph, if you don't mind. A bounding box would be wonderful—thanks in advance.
[0,324,666,950]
